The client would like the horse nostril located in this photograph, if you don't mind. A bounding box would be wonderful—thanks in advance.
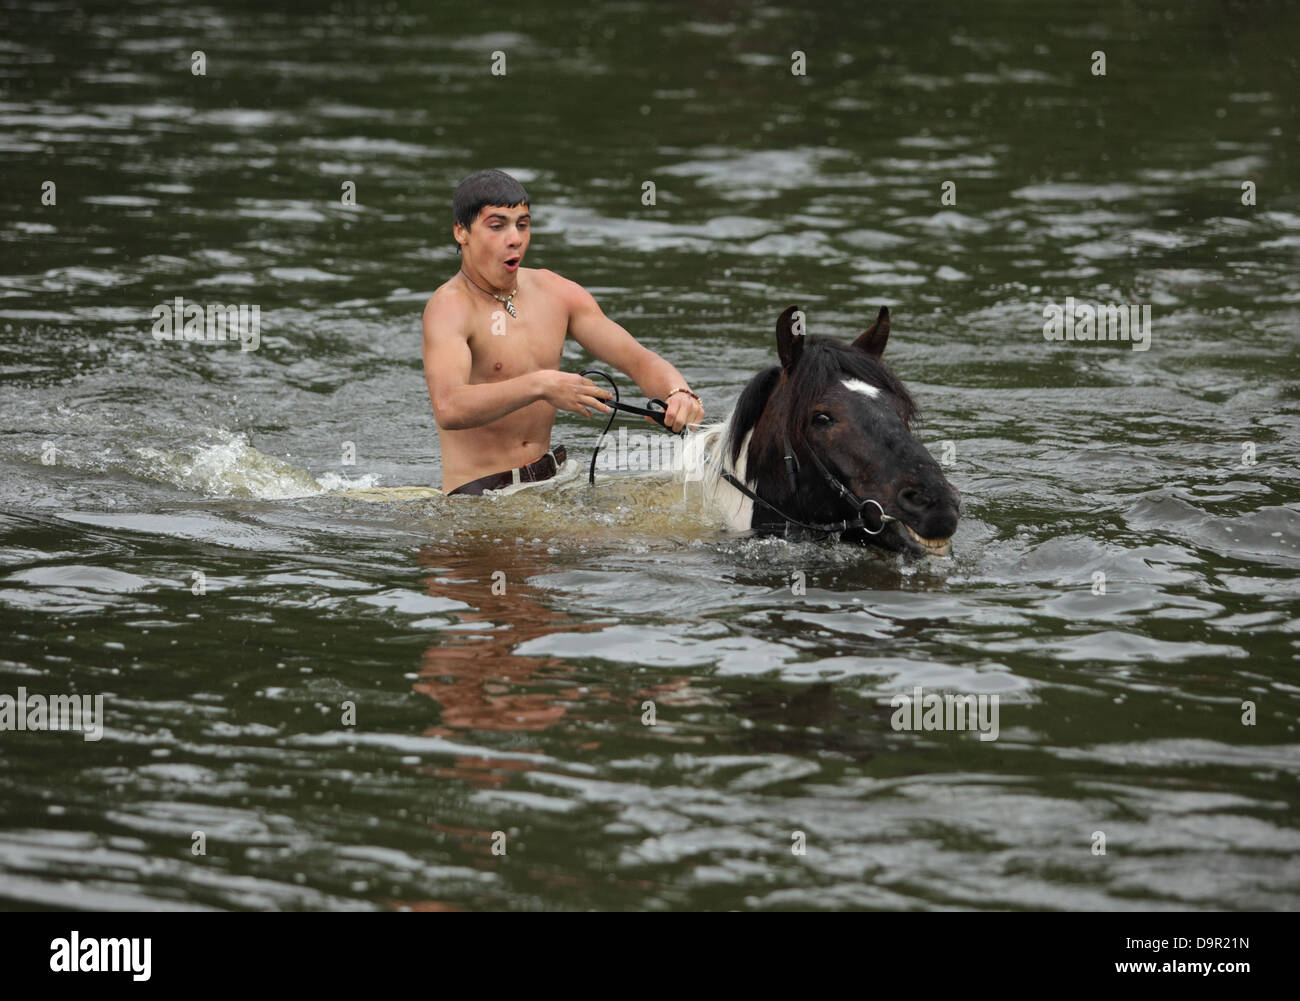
[898,487,934,513]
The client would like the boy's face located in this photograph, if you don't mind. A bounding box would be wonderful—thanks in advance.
[455,204,530,287]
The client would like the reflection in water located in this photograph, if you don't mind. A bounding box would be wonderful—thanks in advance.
[412,538,608,782]
[407,537,680,909]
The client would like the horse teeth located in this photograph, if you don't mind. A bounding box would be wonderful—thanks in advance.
[903,524,952,556]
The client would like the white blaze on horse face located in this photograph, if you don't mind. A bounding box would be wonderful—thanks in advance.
[842,378,881,401]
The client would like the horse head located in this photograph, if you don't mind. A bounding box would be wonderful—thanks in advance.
[724,304,961,555]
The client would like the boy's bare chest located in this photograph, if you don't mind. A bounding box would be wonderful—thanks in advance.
[467,308,567,383]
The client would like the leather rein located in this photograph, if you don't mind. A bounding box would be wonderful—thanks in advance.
[581,369,681,486]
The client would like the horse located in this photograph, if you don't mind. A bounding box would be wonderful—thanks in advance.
[681,305,961,556]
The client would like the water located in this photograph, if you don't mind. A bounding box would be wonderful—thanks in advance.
[1,0,1298,910]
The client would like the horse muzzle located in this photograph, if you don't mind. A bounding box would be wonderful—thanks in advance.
[879,481,961,557]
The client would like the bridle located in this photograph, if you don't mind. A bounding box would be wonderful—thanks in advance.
[720,429,896,537]
[576,371,897,539]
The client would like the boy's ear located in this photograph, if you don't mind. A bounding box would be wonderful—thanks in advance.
[776,304,804,371]
[852,306,890,358]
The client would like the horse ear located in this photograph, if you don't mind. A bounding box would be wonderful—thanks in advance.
[853,306,890,357]
[776,304,804,370]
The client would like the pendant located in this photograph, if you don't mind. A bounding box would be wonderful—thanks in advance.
[505,300,517,318]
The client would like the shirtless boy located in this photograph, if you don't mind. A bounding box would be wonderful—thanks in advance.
[422,169,706,495]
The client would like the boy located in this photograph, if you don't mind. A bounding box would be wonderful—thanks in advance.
[422,169,705,494]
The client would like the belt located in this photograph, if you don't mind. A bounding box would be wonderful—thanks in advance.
[447,444,566,496]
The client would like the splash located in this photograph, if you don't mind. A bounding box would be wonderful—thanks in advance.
[126,429,731,544]
[333,453,728,544]
[134,429,379,500]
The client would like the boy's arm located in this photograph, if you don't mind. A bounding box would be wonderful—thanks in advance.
[422,295,611,429]
[559,275,705,432]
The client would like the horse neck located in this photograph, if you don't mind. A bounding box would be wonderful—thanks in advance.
[679,414,754,532]
[747,403,800,505]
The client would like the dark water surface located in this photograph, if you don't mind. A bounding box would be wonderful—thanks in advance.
[1,0,1298,910]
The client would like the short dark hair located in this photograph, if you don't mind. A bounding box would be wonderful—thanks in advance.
[452,169,530,238]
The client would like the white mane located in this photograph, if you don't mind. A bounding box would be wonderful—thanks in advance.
[676,411,754,532]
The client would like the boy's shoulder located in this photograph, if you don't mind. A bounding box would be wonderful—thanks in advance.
[422,278,475,340]
[428,272,468,302]
[525,266,564,287]
[424,274,471,312]
[527,267,585,301]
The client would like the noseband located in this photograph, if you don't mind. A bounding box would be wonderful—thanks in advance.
[720,430,896,538]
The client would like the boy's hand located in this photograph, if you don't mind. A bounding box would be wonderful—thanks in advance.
[538,370,613,418]
[658,391,705,433]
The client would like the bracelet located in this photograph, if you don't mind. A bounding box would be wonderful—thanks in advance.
[665,387,702,406]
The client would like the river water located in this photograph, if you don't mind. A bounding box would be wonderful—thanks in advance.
[1,0,1298,910]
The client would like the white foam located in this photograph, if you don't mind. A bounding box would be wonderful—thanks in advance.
[136,430,380,500]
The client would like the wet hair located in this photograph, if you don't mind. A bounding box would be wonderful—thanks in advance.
[452,169,529,250]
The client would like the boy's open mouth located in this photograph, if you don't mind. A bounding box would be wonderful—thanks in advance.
[504,257,520,271]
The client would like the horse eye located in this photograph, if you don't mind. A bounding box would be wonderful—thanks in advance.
[812,412,833,426]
